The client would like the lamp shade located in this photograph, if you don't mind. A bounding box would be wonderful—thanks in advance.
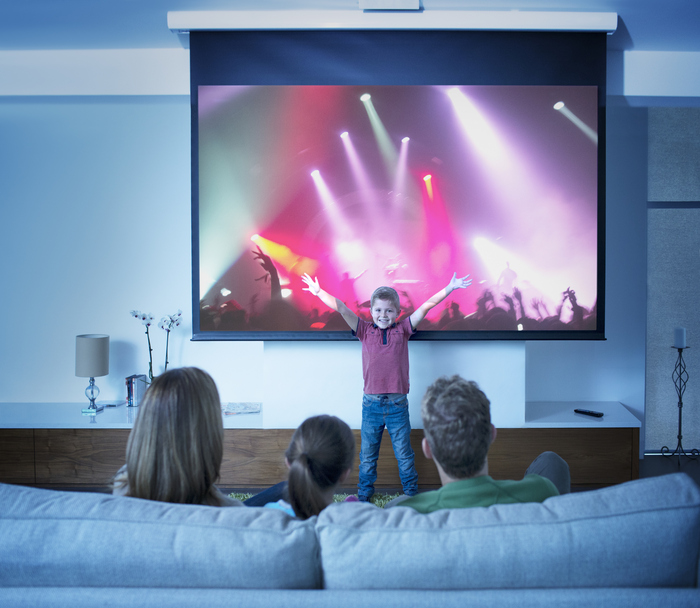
[75,334,110,378]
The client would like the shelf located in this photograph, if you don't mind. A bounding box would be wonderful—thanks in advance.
[525,401,641,429]
[0,402,262,430]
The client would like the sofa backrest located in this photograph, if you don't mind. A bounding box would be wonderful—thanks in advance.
[3,473,699,592]
[317,472,700,590]
[0,483,321,589]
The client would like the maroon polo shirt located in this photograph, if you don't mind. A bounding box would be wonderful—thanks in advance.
[353,317,415,395]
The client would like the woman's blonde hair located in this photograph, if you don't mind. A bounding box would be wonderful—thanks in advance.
[122,367,226,506]
[285,415,355,519]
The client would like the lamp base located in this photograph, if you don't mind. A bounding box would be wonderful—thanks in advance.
[82,404,105,415]
[82,377,104,415]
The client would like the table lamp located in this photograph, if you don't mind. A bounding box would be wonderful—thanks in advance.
[75,334,109,414]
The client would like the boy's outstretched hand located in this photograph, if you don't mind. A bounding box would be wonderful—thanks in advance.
[301,273,321,296]
[448,272,472,292]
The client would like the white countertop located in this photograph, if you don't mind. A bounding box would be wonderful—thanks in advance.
[525,401,641,428]
[0,402,263,429]
[1,401,639,430]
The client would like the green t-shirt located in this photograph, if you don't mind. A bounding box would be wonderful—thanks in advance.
[399,474,558,513]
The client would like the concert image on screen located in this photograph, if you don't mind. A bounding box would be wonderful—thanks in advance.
[196,84,599,340]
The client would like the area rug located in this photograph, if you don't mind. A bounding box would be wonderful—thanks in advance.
[229,492,401,508]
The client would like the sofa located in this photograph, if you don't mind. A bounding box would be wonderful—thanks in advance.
[1,472,698,607]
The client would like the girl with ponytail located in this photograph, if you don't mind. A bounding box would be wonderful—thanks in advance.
[283,415,356,519]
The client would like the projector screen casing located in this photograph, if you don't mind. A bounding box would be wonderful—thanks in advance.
[190,30,606,341]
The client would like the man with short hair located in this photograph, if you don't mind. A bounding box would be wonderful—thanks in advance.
[392,375,570,513]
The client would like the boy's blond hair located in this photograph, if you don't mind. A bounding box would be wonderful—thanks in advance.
[370,286,400,310]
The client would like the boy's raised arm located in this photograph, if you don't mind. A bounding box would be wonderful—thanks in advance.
[302,273,359,332]
[410,272,472,328]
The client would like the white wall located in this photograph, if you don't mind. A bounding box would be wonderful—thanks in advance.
[263,341,525,429]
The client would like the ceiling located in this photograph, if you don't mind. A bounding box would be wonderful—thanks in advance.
[0,0,698,53]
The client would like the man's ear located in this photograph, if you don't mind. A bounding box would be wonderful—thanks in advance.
[422,437,434,460]
[339,467,352,483]
[490,424,497,444]
[285,457,291,470]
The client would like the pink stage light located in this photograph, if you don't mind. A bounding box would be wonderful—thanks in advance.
[423,174,433,201]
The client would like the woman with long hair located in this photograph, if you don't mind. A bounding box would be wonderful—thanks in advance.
[283,415,356,519]
[113,367,241,507]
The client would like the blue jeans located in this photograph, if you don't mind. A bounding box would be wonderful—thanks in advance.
[358,394,418,501]
[525,451,571,495]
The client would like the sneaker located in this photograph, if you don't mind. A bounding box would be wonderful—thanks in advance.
[344,495,359,502]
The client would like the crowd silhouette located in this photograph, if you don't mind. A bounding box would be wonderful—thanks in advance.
[200,250,596,333]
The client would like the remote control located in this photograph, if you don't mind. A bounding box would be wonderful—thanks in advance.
[574,408,604,418]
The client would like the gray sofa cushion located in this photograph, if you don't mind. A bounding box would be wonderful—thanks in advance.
[317,473,700,590]
[0,483,321,589]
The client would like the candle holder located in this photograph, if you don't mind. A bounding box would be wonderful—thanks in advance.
[661,347,699,465]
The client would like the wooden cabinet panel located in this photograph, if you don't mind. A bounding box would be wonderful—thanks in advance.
[220,429,294,486]
[0,429,35,484]
[34,429,129,486]
[489,428,639,486]
[220,429,440,489]
[2,426,638,491]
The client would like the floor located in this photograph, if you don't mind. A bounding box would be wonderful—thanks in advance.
[639,453,700,487]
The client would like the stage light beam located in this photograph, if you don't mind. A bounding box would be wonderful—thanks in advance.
[341,128,376,200]
[251,236,318,277]
[447,87,508,167]
[310,169,352,239]
[360,92,398,180]
[423,174,433,200]
[553,101,598,144]
[392,135,413,202]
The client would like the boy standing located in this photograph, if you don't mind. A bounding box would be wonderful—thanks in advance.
[301,272,471,501]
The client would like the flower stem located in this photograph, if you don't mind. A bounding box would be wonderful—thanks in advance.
[164,330,170,373]
[146,327,154,382]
